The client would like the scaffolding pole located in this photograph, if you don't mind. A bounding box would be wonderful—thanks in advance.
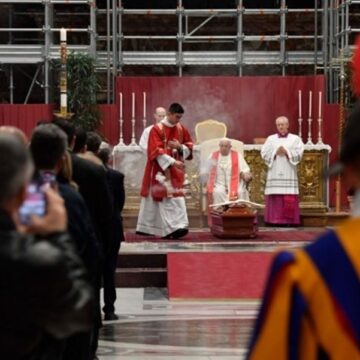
[237,0,243,76]
[280,0,286,76]
[112,0,117,103]
[118,0,123,75]
[9,65,14,104]
[178,0,183,77]
[106,0,111,104]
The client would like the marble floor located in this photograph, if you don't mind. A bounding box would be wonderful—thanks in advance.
[98,287,259,360]
[98,227,326,359]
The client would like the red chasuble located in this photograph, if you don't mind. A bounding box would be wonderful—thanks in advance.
[207,150,240,202]
[140,122,193,201]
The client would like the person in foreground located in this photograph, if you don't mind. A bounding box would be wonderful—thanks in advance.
[0,134,93,359]
[136,102,193,239]
[247,104,360,360]
[261,116,304,225]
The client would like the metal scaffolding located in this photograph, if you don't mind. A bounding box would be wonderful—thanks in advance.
[324,0,360,104]
[0,0,356,104]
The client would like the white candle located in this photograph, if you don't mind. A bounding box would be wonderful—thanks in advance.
[318,91,322,119]
[119,92,123,118]
[298,90,302,118]
[143,92,146,119]
[308,91,312,118]
[61,94,67,107]
[60,28,67,42]
[132,92,135,118]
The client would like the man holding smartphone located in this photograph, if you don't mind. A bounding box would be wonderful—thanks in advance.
[0,133,93,359]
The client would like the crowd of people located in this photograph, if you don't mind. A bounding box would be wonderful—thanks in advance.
[0,120,124,360]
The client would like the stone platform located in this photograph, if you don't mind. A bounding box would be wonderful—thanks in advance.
[116,227,326,288]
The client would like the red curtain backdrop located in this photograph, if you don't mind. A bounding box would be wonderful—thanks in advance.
[0,104,54,138]
[115,75,328,144]
[113,75,343,207]
[98,104,118,143]
[323,103,346,208]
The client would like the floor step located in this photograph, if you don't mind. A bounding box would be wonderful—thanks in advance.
[115,267,167,288]
[117,253,166,268]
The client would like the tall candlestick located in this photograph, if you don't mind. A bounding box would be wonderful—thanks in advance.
[130,92,137,145]
[143,92,146,119]
[298,90,303,139]
[132,92,135,118]
[119,92,123,119]
[317,91,323,145]
[143,92,147,129]
[118,92,124,146]
[61,93,67,107]
[53,27,72,120]
[306,91,313,145]
[60,28,67,42]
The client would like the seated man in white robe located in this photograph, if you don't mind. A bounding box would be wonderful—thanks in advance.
[207,138,252,205]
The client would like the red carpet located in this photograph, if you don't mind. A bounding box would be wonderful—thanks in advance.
[168,252,273,299]
[125,230,323,243]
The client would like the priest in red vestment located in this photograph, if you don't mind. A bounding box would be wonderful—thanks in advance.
[136,103,193,239]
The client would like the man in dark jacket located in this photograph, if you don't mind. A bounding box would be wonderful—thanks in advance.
[0,133,93,359]
[98,146,125,320]
[52,119,113,253]
[30,123,100,360]
[52,119,112,357]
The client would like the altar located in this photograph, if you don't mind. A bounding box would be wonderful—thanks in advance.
[113,143,331,226]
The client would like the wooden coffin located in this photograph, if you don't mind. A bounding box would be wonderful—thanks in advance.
[210,205,257,239]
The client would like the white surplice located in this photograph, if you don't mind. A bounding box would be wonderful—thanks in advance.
[136,118,191,237]
[261,133,304,195]
[211,152,251,204]
[138,124,154,153]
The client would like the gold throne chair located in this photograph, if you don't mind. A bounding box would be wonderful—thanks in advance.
[195,119,227,144]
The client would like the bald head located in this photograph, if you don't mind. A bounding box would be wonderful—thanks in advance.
[154,107,166,123]
[0,126,28,145]
[275,116,289,136]
[219,138,232,156]
[0,134,33,207]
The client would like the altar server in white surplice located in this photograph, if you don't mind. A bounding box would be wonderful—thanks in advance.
[136,103,193,240]
[139,106,166,152]
[261,116,304,225]
[207,138,252,205]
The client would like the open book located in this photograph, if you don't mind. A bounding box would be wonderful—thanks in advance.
[209,199,265,209]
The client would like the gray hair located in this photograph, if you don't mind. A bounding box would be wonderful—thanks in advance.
[0,134,33,205]
[219,137,232,146]
[275,116,289,125]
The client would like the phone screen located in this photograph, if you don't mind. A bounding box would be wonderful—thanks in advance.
[19,183,46,225]
[39,171,57,189]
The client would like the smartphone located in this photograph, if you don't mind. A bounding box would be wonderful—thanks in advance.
[19,182,46,225]
[39,171,57,189]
